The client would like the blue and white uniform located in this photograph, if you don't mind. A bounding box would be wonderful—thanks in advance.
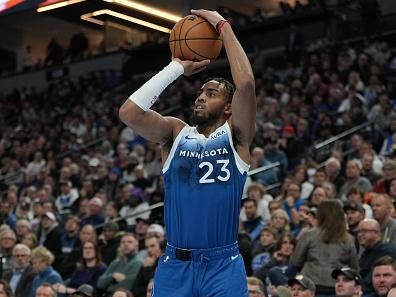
[152,121,249,297]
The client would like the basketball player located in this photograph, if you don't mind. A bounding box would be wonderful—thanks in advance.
[119,8,255,297]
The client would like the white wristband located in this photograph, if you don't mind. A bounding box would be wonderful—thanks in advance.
[129,61,184,111]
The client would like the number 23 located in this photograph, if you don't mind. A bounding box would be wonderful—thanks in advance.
[198,160,230,184]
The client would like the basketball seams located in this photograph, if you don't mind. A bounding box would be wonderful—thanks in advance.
[169,15,222,61]
[185,40,223,60]
[178,17,189,61]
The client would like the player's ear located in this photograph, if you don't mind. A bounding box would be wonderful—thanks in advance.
[224,103,232,115]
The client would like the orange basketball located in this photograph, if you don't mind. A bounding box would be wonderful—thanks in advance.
[169,15,222,61]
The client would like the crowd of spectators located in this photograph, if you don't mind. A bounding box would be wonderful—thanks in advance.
[0,14,396,297]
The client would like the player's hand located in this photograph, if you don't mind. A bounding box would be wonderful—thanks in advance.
[190,9,225,28]
[173,58,210,76]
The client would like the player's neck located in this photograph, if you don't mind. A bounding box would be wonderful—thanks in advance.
[196,119,227,138]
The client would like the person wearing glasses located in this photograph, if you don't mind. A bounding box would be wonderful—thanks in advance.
[3,244,36,297]
[357,219,396,295]
[247,277,265,297]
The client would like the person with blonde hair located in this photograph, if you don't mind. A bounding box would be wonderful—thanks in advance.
[247,276,265,297]
[28,246,63,297]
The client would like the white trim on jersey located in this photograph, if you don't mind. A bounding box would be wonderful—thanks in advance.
[162,124,189,174]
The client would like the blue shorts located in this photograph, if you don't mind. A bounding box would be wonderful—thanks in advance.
[152,242,248,297]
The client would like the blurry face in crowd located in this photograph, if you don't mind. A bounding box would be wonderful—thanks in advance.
[1,231,15,250]
[271,211,288,230]
[290,283,314,297]
[80,225,96,243]
[248,283,264,297]
[371,195,391,222]
[311,187,327,206]
[0,284,8,297]
[120,234,138,256]
[40,216,53,230]
[65,219,79,233]
[248,188,262,201]
[35,286,55,297]
[279,236,294,257]
[145,237,162,259]
[82,241,96,261]
[287,183,301,200]
[346,162,360,179]
[372,265,396,297]
[314,171,327,186]
[260,230,276,247]
[13,248,31,268]
[357,220,380,248]
[345,210,364,227]
[244,201,257,220]
[16,221,30,237]
[335,274,360,297]
[32,257,48,273]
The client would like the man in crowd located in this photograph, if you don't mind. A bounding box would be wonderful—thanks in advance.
[97,233,143,294]
[371,256,396,297]
[3,244,36,297]
[288,274,316,297]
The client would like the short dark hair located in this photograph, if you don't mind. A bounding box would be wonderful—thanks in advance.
[373,256,396,271]
[204,77,235,103]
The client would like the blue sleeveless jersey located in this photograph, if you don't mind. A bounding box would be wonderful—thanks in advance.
[162,122,249,248]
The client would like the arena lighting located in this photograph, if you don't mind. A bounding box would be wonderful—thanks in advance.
[37,0,86,12]
[80,9,172,33]
[103,0,181,22]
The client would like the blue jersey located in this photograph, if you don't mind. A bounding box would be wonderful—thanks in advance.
[162,121,249,248]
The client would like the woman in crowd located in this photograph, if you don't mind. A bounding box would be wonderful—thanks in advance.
[53,240,106,294]
[290,199,358,296]
[29,247,63,297]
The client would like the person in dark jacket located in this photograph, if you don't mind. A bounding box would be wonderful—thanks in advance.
[3,244,36,297]
[131,234,163,297]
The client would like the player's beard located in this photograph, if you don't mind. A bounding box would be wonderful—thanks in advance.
[191,109,221,127]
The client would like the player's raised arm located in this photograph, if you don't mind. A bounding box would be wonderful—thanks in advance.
[119,59,210,145]
[191,9,256,146]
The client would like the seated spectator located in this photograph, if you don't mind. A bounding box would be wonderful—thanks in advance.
[37,212,62,269]
[0,228,17,275]
[371,194,396,245]
[29,247,63,297]
[55,181,79,217]
[131,234,163,297]
[371,256,396,297]
[247,276,265,297]
[97,233,143,294]
[251,226,278,272]
[254,233,296,292]
[340,159,372,200]
[269,209,291,235]
[66,240,106,291]
[241,198,265,241]
[120,188,150,226]
[99,221,121,265]
[332,267,362,297]
[81,197,105,228]
[240,183,272,224]
[60,215,81,255]
[57,223,97,279]
[357,219,396,294]
[3,244,36,297]
[0,280,14,297]
[288,274,316,297]
[70,284,96,297]
[15,219,32,243]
